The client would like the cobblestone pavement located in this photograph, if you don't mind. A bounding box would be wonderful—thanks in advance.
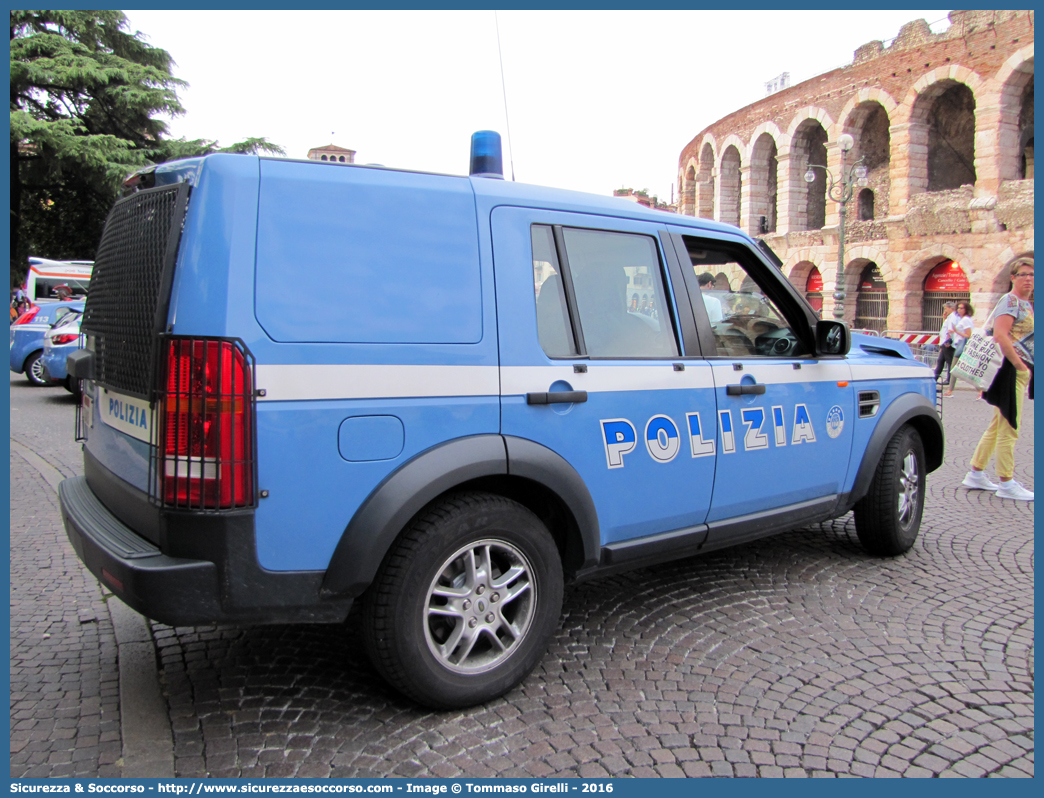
[10,374,1033,778]
[10,379,122,777]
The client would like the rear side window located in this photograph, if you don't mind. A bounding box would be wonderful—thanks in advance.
[532,225,678,360]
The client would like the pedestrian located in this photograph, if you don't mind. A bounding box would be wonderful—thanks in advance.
[933,301,958,383]
[943,300,974,396]
[697,272,723,322]
[962,259,1034,501]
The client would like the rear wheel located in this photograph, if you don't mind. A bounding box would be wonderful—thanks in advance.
[64,376,82,401]
[854,425,925,556]
[24,352,48,386]
[363,492,563,709]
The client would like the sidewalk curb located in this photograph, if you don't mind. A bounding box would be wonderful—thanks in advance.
[10,439,176,778]
[110,602,176,777]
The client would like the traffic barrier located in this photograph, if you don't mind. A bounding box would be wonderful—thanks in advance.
[883,330,942,369]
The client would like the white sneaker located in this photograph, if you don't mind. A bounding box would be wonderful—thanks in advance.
[996,480,1034,501]
[962,471,999,491]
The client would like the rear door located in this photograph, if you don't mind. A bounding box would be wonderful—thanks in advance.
[494,208,718,548]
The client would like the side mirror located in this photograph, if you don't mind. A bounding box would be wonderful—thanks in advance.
[815,319,850,356]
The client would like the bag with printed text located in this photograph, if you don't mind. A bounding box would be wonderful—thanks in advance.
[952,308,1003,391]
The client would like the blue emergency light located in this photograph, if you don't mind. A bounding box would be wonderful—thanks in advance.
[469,130,504,179]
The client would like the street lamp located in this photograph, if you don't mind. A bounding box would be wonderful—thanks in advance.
[804,133,868,321]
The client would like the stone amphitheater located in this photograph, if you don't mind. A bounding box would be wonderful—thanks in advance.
[676,9,1033,336]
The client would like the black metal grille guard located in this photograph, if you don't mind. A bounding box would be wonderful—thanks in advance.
[80,182,190,400]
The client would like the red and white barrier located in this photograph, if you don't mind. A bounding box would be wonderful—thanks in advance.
[884,331,940,346]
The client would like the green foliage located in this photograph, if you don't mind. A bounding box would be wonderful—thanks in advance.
[10,10,285,286]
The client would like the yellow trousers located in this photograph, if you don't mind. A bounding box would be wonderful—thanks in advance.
[971,369,1031,480]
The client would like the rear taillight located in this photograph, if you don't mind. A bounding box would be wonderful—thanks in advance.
[13,307,39,325]
[158,338,254,509]
[52,333,79,345]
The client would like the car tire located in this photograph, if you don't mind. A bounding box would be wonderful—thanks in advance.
[65,376,83,401]
[854,425,926,556]
[24,351,49,386]
[362,491,563,709]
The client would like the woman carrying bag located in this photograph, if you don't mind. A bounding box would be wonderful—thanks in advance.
[942,301,974,397]
[962,259,1034,501]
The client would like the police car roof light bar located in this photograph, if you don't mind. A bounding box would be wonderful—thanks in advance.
[469,131,504,179]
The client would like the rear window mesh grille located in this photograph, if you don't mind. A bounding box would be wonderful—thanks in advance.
[81,183,189,399]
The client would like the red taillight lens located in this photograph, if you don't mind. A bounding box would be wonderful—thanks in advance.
[52,333,79,345]
[14,307,39,325]
[159,338,254,509]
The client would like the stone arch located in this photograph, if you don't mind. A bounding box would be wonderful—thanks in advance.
[994,251,1035,295]
[846,244,894,281]
[787,259,823,316]
[744,121,784,159]
[848,258,890,332]
[697,141,716,220]
[903,243,976,292]
[995,48,1034,181]
[783,250,822,289]
[841,100,892,220]
[902,246,975,330]
[719,142,743,228]
[905,68,988,195]
[837,88,900,129]
[749,131,779,234]
[787,258,819,290]
[843,245,892,331]
[784,106,836,140]
[681,158,698,216]
[789,117,830,230]
[905,66,990,119]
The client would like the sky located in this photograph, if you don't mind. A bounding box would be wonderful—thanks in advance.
[123,9,951,204]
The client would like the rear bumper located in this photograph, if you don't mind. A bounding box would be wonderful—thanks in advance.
[60,475,223,625]
[59,474,352,626]
[41,351,69,381]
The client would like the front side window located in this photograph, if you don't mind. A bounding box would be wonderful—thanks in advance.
[684,239,809,359]
[532,226,679,359]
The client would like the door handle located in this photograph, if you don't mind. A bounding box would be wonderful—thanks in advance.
[726,383,766,396]
[526,390,588,405]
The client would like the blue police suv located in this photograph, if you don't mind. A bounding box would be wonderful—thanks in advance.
[59,132,943,709]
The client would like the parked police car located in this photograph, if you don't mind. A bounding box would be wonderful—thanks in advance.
[10,299,85,385]
[59,132,943,709]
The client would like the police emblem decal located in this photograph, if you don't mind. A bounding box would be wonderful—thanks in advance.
[825,405,845,439]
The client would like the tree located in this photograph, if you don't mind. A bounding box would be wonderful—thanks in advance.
[10,10,284,287]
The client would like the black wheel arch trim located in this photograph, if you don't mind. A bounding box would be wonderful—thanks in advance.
[321,435,601,599]
[847,393,943,511]
[503,435,601,574]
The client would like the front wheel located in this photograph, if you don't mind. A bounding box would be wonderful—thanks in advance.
[363,492,563,709]
[854,425,926,556]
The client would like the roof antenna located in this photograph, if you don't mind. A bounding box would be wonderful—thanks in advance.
[494,11,516,182]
